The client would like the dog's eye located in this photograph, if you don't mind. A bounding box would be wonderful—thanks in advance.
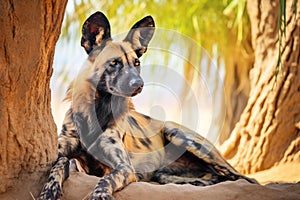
[107,59,121,73]
[110,60,118,66]
[134,59,140,67]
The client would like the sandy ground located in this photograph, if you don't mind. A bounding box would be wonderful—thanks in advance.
[248,162,300,184]
[62,173,300,200]
[62,162,300,200]
[0,162,299,200]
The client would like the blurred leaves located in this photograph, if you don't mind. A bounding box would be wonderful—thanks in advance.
[223,0,247,42]
[61,0,250,55]
[58,0,253,106]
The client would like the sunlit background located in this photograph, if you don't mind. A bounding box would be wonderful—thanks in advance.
[50,0,251,146]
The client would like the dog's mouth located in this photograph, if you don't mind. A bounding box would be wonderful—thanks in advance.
[108,86,143,97]
[131,86,143,97]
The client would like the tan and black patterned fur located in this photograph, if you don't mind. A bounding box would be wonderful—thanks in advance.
[38,12,256,200]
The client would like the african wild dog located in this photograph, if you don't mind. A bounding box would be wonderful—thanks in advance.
[38,12,256,200]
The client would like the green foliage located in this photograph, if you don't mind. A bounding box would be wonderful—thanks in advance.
[276,0,298,83]
[223,0,247,42]
[276,0,287,79]
[58,0,252,91]
[61,0,249,54]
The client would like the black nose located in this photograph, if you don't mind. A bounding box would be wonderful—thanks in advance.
[129,78,144,89]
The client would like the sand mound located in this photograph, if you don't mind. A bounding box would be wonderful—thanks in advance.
[0,163,299,200]
[62,170,300,200]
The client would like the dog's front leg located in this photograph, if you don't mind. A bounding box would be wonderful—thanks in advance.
[38,156,69,200]
[85,128,137,200]
[38,109,81,200]
[88,163,136,200]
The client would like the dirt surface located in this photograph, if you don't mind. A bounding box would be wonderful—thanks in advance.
[0,162,299,200]
[62,172,300,200]
[63,162,300,200]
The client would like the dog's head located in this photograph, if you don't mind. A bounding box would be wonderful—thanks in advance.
[81,12,155,97]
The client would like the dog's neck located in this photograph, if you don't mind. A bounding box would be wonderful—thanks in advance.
[95,90,130,129]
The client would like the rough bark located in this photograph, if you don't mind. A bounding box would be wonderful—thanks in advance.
[0,0,67,193]
[221,0,300,174]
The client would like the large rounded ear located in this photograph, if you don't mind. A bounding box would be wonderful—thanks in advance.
[81,12,111,54]
[124,16,155,57]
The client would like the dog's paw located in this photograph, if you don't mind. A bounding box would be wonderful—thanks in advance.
[37,180,62,200]
[87,188,115,200]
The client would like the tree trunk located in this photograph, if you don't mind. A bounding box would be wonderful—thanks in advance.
[0,0,67,193]
[221,0,300,174]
